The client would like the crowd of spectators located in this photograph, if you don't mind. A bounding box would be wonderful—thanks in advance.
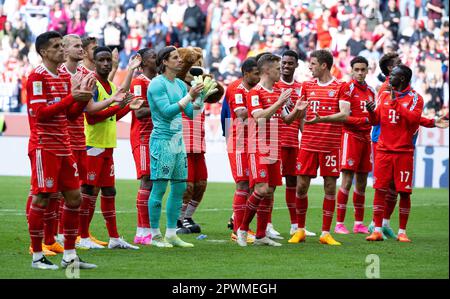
[0,0,448,119]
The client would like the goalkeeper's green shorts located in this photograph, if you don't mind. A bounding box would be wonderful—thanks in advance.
[150,137,187,181]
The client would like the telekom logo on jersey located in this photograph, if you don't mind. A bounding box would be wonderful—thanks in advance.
[388,109,399,124]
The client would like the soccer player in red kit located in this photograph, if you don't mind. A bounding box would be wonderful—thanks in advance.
[236,54,308,247]
[129,47,157,245]
[366,65,423,242]
[26,31,97,269]
[368,53,448,239]
[226,58,260,242]
[81,47,141,250]
[275,50,317,238]
[289,49,349,246]
[333,56,376,235]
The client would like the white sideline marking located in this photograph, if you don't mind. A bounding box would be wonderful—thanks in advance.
[1,203,448,216]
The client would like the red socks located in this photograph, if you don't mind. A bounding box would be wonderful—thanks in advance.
[101,195,119,238]
[336,188,349,223]
[353,189,365,222]
[322,194,336,232]
[286,187,297,224]
[295,194,308,228]
[63,204,80,250]
[256,197,272,239]
[28,202,45,252]
[43,195,59,245]
[232,189,248,233]
[57,193,64,235]
[384,187,398,220]
[399,193,411,230]
[373,189,386,228]
[136,188,151,229]
[239,191,263,232]
[78,192,92,238]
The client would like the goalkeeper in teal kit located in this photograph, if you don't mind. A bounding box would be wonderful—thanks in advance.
[147,46,218,247]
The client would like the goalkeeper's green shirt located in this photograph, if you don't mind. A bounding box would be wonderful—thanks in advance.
[147,74,194,141]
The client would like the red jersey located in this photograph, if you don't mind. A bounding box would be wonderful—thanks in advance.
[227,81,250,153]
[58,63,87,151]
[27,64,73,156]
[247,83,282,159]
[130,74,153,150]
[275,78,302,148]
[182,109,205,154]
[342,79,376,142]
[369,86,423,153]
[300,77,346,152]
[378,77,390,96]
[78,64,94,76]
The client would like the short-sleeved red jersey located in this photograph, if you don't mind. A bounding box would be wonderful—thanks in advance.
[342,79,376,142]
[227,81,250,153]
[130,74,153,150]
[247,83,282,159]
[58,63,87,151]
[369,86,424,153]
[275,78,303,148]
[27,65,73,156]
[300,77,347,152]
[182,110,205,154]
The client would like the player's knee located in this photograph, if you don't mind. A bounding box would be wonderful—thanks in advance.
[81,184,95,195]
[101,187,116,197]
[236,181,250,192]
[140,177,153,191]
[254,184,270,197]
[64,190,81,208]
[285,176,297,187]
[194,180,207,193]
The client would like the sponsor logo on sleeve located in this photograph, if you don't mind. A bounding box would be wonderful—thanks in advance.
[33,81,43,96]
[251,95,260,107]
[235,93,243,104]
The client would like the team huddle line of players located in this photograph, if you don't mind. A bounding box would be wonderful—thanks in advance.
[223,49,448,247]
[25,30,448,271]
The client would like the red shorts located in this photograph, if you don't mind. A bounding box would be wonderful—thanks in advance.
[373,151,414,194]
[281,147,298,176]
[85,148,115,187]
[296,148,341,178]
[248,152,282,188]
[228,152,249,183]
[29,149,79,194]
[371,142,378,173]
[132,144,150,179]
[187,153,208,182]
[340,132,372,173]
[72,149,87,185]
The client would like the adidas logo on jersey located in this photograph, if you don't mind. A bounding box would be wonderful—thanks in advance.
[310,91,316,96]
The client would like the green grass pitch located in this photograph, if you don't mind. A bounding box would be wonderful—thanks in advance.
[0,176,448,279]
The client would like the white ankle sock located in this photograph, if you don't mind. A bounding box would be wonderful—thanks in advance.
[354,221,363,225]
[33,252,44,261]
[165,228,177,238]
[398,229,406,235]
[375,227,382,233]
[291,223,298,230]
[321,231,329,237]
[136,227,144,237]
[382,219,390,227]
[151,228,161,237]
[63,249,76,261]
[336,222,344,225]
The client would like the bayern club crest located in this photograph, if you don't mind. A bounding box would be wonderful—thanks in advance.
[88,172,96,181]
[328,90,336,97]
[45,177,54,188]
[259,170,267,178]
[296,163,301,170]
[347,159,354,166]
